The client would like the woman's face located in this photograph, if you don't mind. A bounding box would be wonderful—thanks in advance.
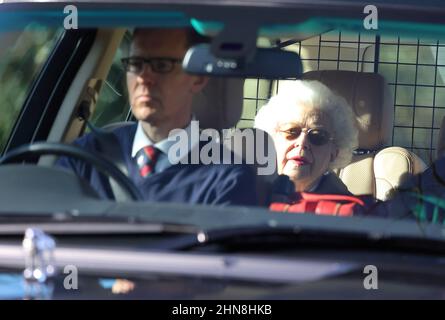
[274,105,339,191]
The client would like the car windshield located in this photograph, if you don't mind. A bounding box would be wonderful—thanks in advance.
[0,0,445,300]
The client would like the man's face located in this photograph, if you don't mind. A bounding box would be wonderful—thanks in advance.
[126,29,207,129]
[274,106,338,191]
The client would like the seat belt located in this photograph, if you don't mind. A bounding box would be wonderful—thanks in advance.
[86,121,131,201]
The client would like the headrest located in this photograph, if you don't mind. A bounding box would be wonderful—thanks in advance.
[302,70,393,150]
[192,77,244,130]
[374,146,427,200]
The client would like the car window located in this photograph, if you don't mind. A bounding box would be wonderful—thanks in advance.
[0,26,63,154]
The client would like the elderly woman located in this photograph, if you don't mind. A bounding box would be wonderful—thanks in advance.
[255,80,358,196]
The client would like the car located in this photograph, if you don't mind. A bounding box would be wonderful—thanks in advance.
[0,0,444,301]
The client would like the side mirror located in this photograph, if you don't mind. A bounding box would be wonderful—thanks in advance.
[182,44,303,79]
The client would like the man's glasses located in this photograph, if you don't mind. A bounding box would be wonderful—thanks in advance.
[278,127,334,146]
[121,57,182,75]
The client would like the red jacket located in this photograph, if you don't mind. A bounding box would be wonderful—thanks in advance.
[270,192,366,216]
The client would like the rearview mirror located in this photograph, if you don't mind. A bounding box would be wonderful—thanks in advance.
[182,44,303,79]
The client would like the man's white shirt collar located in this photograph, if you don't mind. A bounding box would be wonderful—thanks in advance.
[131,119,199,158]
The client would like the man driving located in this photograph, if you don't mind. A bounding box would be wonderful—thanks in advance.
[57,27,257,206]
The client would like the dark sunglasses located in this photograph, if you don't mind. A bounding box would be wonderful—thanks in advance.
[278,127,334,146]
[121,57,182,74]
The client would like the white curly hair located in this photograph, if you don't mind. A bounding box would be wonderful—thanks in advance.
[254,80,359,170]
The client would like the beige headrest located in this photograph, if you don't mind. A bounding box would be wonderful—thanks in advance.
[374,146,427,200]
[437,116,445,159]
[192,77,244,130]
[302,70,393,150]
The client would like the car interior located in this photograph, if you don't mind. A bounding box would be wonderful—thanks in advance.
[1,19,445,210]
[50,28,441,204]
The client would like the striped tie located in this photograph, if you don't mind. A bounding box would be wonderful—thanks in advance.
[135,146,159,177]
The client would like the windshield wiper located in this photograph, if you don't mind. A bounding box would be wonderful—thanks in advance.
[154,224,445,255]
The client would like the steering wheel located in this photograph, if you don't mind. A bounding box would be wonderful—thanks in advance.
[0,142,143,201]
